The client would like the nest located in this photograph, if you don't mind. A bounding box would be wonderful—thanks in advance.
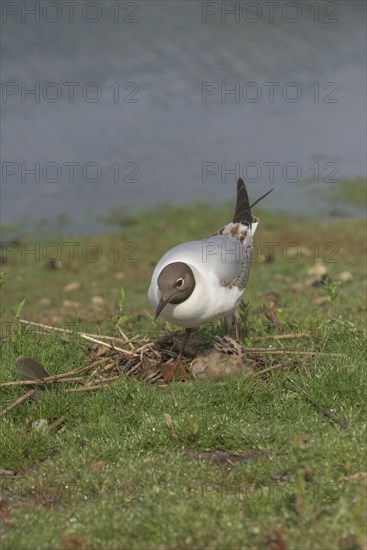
[0,319,348,396]
[0,320,350,430]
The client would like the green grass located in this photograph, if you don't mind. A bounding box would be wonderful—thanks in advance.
[317,178,367,208]
[0,203,366,549]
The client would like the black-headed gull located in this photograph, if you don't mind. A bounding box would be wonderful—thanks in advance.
[148,178,272,357]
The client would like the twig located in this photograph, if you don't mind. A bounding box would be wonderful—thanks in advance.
[0,357,111,389]
[18,319,136,356]
[0,389,36,417]
[246,349,347,357]
[302,394,349,430]
[0,376,85,388]
[72,333,136,356]
[116,325,135,349]
[253,332,311,341]
[45,413,68,433]
[134,342,155,354]
[100,362,117,374]
[0,361,108,386]
[342,472,367,481]
[0,469,17,476]
[66,376,120,392]
[252,363,284,376]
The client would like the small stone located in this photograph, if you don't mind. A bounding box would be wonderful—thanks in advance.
[63,281,81,292]
[39,298,51,306]
[33,419,48,432]
[274,274,293,284]
[300,247,312,257]
[91,296,104,305]
[62,300,80,309]
[308,261,327,277]
[90,460,107,471]
[305,275,327,288]
[314,296,329,306]
[290,282,304,292]
[338,271,353,283]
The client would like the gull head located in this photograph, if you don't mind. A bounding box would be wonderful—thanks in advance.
[155,262,196,319]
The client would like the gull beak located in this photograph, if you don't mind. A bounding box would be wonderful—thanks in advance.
[154,297,168,319]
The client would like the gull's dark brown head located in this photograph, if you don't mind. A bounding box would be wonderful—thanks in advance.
[155,262,196,319]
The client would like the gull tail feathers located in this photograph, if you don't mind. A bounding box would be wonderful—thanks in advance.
[233,178,251,226]
[250,188,274,209]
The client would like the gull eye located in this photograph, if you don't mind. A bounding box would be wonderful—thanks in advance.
[176,278,184,288]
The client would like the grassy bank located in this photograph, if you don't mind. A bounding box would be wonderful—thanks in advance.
[0,203,366,549]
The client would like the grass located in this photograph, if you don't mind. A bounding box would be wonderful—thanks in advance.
[0,201,366,549]
[317,178,367,209]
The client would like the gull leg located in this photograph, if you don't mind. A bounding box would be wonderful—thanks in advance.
[232,314,241,341]
[223,317,229,334]
[177,328,193,361]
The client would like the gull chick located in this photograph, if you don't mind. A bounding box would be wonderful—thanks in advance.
[191,336,252,381]
[148,178,272,357]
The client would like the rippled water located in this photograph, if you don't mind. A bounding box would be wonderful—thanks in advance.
[1,1,366,234]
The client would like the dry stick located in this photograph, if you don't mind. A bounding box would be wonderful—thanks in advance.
[72,333,140,343]
[45,413,68,433]
[18,319,118,341]
[246,349,347,357]
[253,332,311,341]
[302,394,349,430]
[60,358,110,381]
[0,376,87,388]
[19,319,136,356]
[0,389,36,417]
[100,362,117,374]
[116,325,135,350]
[127,361,143,376]
[134,342,156,354]
[66,376,120,393]
[68,332,135,356]
[0,358,110,387]
[252,363,284,377]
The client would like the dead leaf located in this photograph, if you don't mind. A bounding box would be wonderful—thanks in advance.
[90,460,107,471]
[265,524,287,550]
[264,307,284,330]
[0,469,16,476]
[59,537,86,550]
[159,361,188,382]
[24,418,33,434]
[91,296,104,305]
[16,356,50,384]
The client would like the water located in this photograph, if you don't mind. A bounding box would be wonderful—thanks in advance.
[1,1,366,235]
